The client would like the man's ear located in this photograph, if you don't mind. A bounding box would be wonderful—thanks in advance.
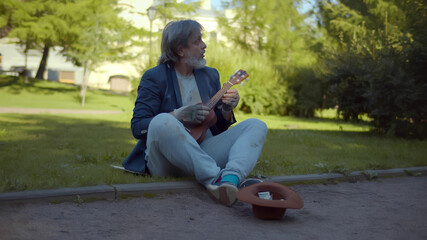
[177,45,185,57]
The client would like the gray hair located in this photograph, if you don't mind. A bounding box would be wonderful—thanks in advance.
[157,20,204,65]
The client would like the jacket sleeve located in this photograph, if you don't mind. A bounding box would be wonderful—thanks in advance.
[131,67,165,139]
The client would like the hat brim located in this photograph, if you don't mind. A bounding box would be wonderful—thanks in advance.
[237,182,303,209]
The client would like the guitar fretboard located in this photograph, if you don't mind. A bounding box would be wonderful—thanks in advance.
[206,82,233,109]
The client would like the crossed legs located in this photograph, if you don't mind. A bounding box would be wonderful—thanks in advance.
[146,113,267,186]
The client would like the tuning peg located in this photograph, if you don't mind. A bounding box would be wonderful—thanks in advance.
[246,78,249,82]
[240,82,244,86]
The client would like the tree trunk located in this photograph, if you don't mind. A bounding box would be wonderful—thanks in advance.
[0,16,12,39]
[36,44,50,79]
[80,64,89,107]
[24,49,29,84]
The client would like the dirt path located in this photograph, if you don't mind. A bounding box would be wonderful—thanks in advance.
[1,176,426,240]
[0,107,123,114]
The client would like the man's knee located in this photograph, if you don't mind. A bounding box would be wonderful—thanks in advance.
[149,113,183,138]
[245,118,268,135]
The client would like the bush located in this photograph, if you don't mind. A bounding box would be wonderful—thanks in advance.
[326,51,371,121]
[368,44,427,138]
[206,41,292,115]
[325,42,427,138]
[287,67,324,118]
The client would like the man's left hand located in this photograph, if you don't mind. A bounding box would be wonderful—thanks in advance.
[222,89,239,112]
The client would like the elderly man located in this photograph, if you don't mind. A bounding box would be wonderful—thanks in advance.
[122,19,267,206]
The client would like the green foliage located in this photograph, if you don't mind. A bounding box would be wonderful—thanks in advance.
[3,0,141,83]
[206,41,291,115]
[57,0,139,106]
[62,0,137,68]
[5,1,74,79]
[286,66,324,117]
[326,50,371,121]
[154,0,200,25]
[317,0,427,138]
[217,0,323,117]
[0,0,18,38]
[367,44,427,138]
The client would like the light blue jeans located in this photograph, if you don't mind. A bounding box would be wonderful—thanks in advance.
[145,113,268,186]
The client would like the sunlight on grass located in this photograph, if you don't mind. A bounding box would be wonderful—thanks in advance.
[0,113,141,192]
[1,75,426,192]
[252,126,427,177]
[1,112,426,192]
[236,113,370,132]
[0,75,134,111]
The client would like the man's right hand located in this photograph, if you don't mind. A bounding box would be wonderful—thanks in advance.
[172,104,210,124]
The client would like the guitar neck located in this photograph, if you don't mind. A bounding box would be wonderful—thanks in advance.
[206,82,233,110]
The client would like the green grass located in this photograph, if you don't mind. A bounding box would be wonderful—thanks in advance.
[0,75,134,111]
[1,75,426,192]
[239,114,427,177]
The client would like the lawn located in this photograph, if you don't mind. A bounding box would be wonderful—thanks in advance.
[0,74,133,111]
[1,75,426,192]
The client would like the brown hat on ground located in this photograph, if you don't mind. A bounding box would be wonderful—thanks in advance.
[236,182,304,220]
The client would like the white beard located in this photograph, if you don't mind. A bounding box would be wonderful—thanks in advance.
[184,56,206,69]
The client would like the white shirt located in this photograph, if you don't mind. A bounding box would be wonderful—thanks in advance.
[176,72,201,106]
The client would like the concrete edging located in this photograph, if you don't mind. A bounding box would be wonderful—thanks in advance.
[0,185,116,203]
[268,167,427,182]
[1,166,426,204]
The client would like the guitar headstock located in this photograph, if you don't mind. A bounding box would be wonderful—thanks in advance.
[228,69,249,86]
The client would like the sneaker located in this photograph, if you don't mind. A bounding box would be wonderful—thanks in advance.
[206,182,238,207]
[238,178,263,189]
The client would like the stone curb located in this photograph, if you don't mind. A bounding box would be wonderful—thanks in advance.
[1,166,426,204]
[267,166,427,182]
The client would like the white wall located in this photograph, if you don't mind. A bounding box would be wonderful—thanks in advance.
[0,41,84,83]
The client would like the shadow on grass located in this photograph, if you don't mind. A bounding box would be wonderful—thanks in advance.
[0,114,144,192]
[2,113,426,192]
[0,75,80,95]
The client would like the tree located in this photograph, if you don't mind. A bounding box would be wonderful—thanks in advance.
[217,0,322,116]
[154,0,201,26]
[5,1,43,83]
[3,0,70,81]
[30,0,69,79]
[317,0,427,137]
[61,0,138,106]
[0,0,17,38]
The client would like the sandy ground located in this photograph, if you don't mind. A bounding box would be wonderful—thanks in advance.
[1,176,427,240]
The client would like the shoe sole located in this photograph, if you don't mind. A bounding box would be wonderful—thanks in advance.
[207,184,238,206]
[238,178,263,189]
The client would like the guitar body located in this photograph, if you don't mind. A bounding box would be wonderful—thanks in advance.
[184,109,217,144]
[183,69,248,144]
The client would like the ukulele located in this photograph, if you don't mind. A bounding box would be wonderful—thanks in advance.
[184,69,249,143]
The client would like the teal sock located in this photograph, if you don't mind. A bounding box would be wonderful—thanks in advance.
[221,174,239,187]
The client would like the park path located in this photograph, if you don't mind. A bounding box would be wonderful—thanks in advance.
[0,107,123,114]
[1,176,426,240]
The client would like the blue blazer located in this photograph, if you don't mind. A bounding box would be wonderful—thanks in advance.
[122,62,235,173]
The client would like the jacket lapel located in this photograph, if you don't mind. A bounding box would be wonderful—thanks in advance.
[194,69,210,104]
[166,62,183,107]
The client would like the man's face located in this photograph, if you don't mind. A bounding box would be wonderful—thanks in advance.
[183,32,207,69]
